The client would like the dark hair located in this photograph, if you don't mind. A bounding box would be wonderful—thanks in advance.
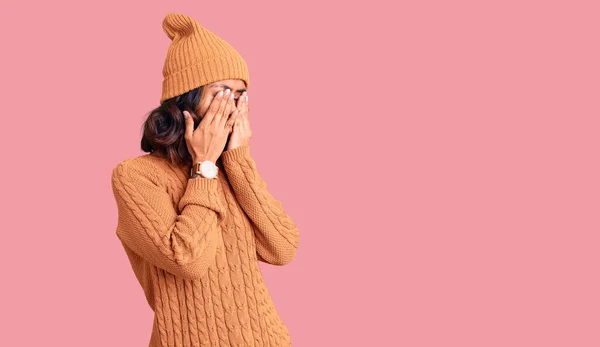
[141,86,205,166]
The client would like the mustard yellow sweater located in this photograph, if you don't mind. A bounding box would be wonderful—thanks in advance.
[110,144,300,347]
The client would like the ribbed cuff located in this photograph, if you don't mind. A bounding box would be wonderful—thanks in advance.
[179,176,224,214]
[221,144,251,164]
[186,176,219,190]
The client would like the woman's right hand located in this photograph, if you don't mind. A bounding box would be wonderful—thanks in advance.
[183,89,239,163]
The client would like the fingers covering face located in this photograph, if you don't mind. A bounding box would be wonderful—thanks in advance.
[204,90,223,125]
[220,91,236,128]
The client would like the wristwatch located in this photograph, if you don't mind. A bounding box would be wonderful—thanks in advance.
[190,160,219,179]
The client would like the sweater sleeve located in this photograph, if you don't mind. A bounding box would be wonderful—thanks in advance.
[111,160,226,280]
[221,144,299,265]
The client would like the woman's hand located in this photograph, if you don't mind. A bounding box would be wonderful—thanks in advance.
[226,91,252,151]
[183,89,239,163]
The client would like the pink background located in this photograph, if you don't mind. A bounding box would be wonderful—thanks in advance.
[1,1,599,346]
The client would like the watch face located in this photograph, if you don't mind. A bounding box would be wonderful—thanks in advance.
[200,161,217,178]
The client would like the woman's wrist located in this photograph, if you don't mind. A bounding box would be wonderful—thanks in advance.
[192,156,217,164]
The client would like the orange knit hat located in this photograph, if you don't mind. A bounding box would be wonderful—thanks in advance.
[159,12,250,104]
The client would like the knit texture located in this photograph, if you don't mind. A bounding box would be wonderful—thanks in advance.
[110,144,299,347]
[160,12,251,104]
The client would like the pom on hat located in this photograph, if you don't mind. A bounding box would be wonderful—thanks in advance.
[159,12,250,104]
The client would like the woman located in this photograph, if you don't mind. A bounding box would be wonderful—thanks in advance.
[111,12,300,347]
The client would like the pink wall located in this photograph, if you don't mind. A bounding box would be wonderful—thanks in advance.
[1,1,598,346]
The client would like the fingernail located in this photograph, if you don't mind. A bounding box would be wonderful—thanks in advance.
[225,89,231,95]
[218,90,224,96]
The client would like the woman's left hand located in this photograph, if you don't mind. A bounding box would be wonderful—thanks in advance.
[226,92,252,151]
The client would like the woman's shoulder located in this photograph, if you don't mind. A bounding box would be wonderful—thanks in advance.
[113,153,160,171]
[112,153,167,186]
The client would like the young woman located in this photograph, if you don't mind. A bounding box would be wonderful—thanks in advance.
[111,12,300,347]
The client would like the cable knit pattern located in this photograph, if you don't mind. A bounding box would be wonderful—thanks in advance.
[220,145,300,266]
[111,144,298,347]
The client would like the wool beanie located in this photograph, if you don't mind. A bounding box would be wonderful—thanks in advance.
[159,12,250,104]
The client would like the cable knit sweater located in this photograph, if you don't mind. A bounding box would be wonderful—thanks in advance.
[110,144,299,347]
